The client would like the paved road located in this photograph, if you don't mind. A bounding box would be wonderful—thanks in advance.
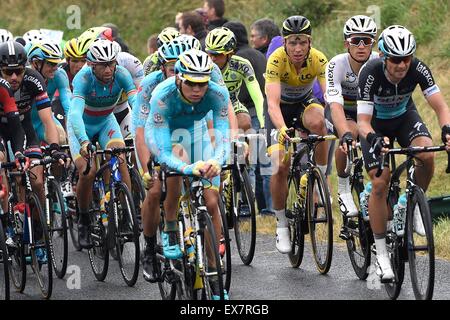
[8,233,450,300]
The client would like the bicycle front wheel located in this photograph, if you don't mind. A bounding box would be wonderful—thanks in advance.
[112,182,140,287]
[0,219,10,300]
[286,170,305,268]
[232,166,256,265]
[218,196,231,292]
[407,187,434,300]
[48,179,68,279]
[307,167,333,274]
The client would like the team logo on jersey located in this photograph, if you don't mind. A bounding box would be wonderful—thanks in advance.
[345,72,357,83]
[108,129,115,139]
[327,88,339,96]
[220,107,228,118]
[153,113,163,124]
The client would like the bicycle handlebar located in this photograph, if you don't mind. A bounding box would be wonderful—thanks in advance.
[287,134,337,145]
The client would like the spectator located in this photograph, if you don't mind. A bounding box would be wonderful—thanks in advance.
[175,12,183,30]
[203,0,228,31]
[250,18,280,56]
[223,21,274,215]
[195,7,209,26]
[179,11,208,49]
[147,34,158,55]
[102,22,130,53]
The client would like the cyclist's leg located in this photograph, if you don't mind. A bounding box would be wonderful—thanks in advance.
[113,103,132,139]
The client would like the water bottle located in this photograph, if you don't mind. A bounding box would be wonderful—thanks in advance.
[360,182,372,222]
[299,174,308,201]
[393,193,407,236]
[100,191,110,228]
[184,227,196,264]
[13,203,25,234]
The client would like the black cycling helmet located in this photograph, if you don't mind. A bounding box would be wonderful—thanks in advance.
[282,15,311,38]
[0,41,27,67]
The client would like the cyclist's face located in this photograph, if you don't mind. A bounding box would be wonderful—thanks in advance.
[345,33,374,63]
[35,60,59,79]
[385,55,412,82]
[0,66,25,91]
[284,35,310,64]
[208,52,228,69]
[68,58,86,76]
[162,62,175,78]
[179,78,208,103]
[92,60,117,83]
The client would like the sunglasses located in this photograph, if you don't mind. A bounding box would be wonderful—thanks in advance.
[388,55,413,64]
[184,80,208,88]
[1,67,25,76]
[347,36,375,47]
[94,61,117,70]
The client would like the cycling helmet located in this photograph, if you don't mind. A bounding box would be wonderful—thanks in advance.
[343,15,377,39]
[23,29,43,44]
[378,25,416,57]
[28,40,63,63]
[86,39,118,63]
[157,27,180,48]
[282,16,311,38]
[158,39,189,64]
[0,41,28,67]
[64,38,85,59]
[112,41,122,54]
[176,34,202,50]
[205,27,237,55]
[175,49,213,82]
[78,27,113,55]
[0,29,13,43]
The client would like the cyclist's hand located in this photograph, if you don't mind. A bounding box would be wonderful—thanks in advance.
[80,141,94,159]
[369,134,389,158]
[203,159,221,179]
[441,124,450,150]
[49,143,69,166]
[339,131,354,154]
[278,126,292,145]
[142,171,156,190]
[14,152,30,171]
[188,161,206,177]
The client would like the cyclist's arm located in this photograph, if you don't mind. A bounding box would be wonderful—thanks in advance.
[55,69,72,115]
[266,82,285,129]
[68,95,89,144]
[243,63,265,128]
[0,82,25,154]
[135,127,150,174]
[316,50,328,98]
[211,98,231,166]
[38,106,59,145]
[134,83,152,174]
[426,92,450,127]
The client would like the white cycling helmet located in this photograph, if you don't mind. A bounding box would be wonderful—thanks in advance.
[112,41,122,54]
[343,15,377,39]
[378,25,416,57]
[175,49,213,83]
[0,29,13,43]
[23,29,43,45]
[176,34,202,50]
[86,39,118,63]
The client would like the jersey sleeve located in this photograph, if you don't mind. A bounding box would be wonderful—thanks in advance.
[356,63,375,116]
[0,80,19,114]
[28,72,51,111]
[0,80,25,154]
[264,49,282,84]
[211,63,226,87]
[210,86,230,166]
[415,60,440,98]
[69,71,90,143]
[55,68,73,115]
[133,80,152,131]
[242,60,265,127]
[315,50,328,86]
[325,59,344,106]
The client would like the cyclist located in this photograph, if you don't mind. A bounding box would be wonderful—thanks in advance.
[145,49,230,299]
[27,40,70,140]
[265,16,329,254]
[325,15,378,223]
[134,37,234,283]
[68,39,136,249]
[62,38,86,89]
[22,29,43,46]
[205,27,264,131]
[0,41,65,209]
[142,27,180,76]
[357,25,450,281]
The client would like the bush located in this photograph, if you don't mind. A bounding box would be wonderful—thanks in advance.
[276,0,338,25]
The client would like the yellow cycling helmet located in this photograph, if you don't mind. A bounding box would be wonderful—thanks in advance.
[64,38,85,59]
[205,27,236,55]
[157,27,181,48]
[78,27,113,55]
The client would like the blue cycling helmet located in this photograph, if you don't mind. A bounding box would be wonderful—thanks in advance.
[27,40,63,63]
[158,39,189,65]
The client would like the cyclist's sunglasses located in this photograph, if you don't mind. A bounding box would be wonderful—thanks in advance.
[1,67,25,76]
[347,36,375,47]
[388,55,413,64]
[95,61,117,70]
[184,80,208,88]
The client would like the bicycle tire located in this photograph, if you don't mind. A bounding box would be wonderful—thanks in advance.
[286,170,305,268]
[0,219,10,300]
[200,212,225,300]
[48,179,68,279]
[156,218,176,300]
[130,166,145,231]
[88,176,109,282]
[112,182,140,287]
[29,192,53,299]
[232,165,256,266]
[407,187,434,300]
[66,168,82,252]
[346,177,372,280]
[384,236,405,300]
[218,196,232,292]
[308,167,333,274]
